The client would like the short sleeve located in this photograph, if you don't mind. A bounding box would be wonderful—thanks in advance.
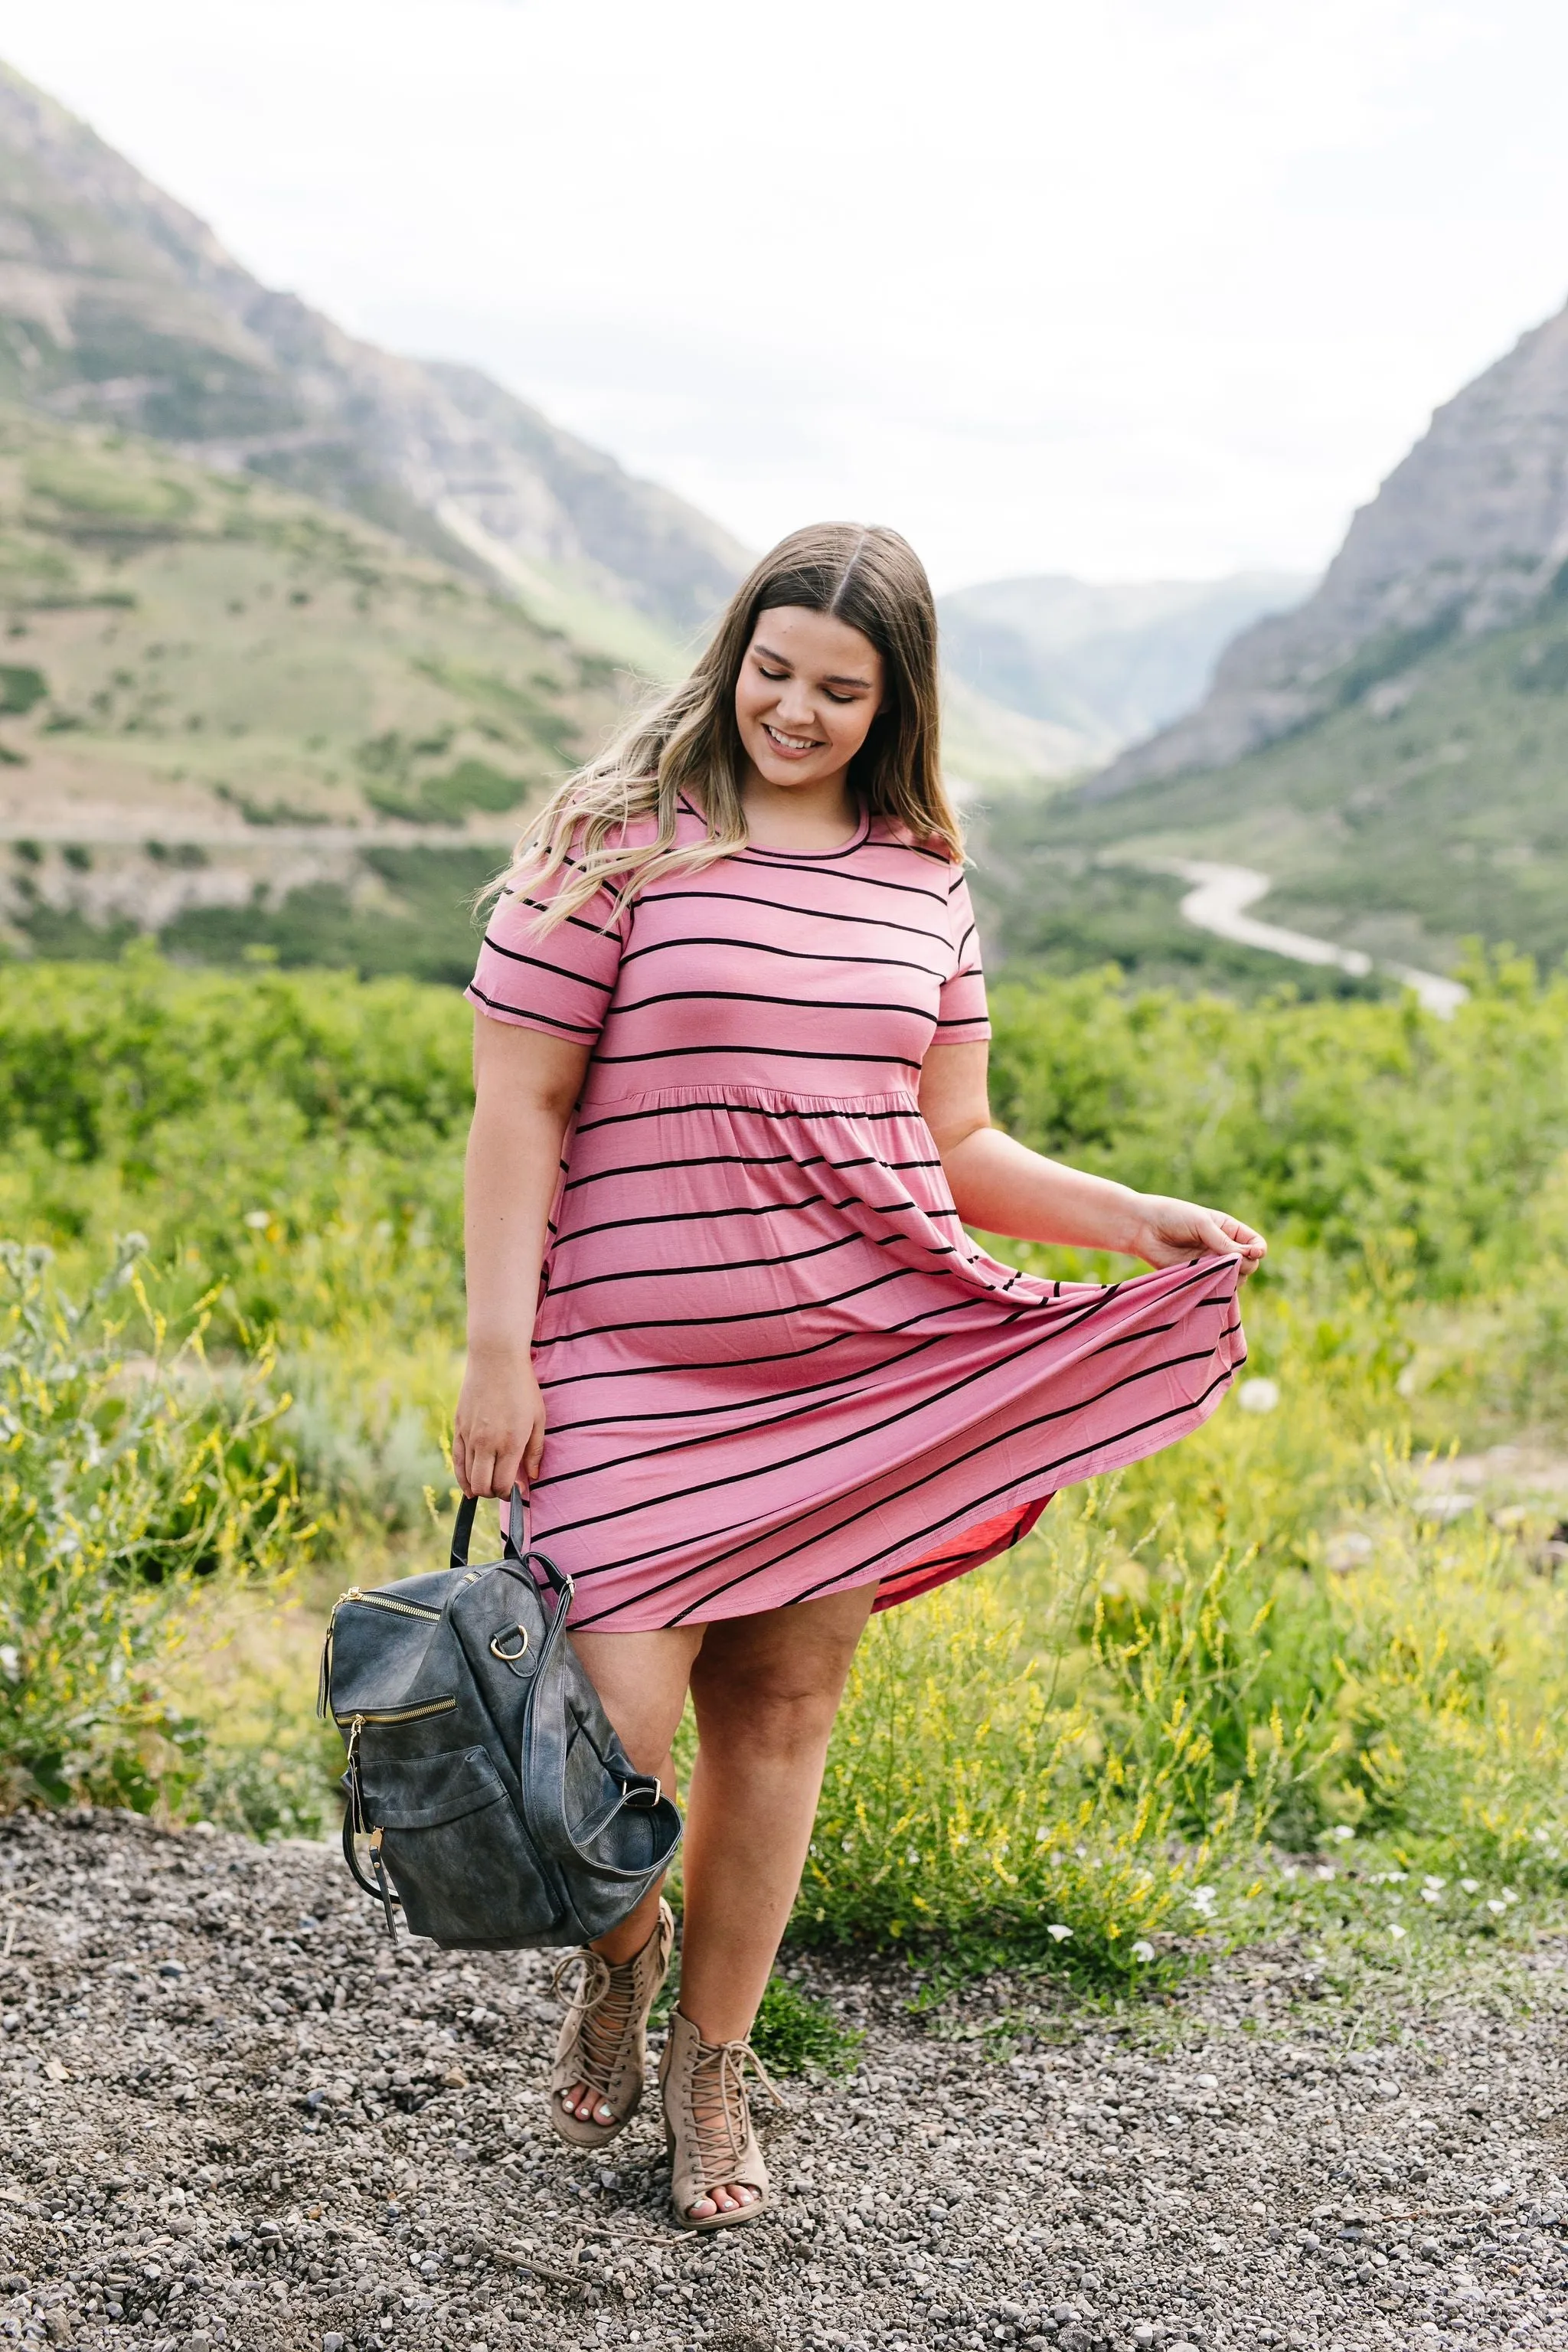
[935,867,990,1043]
[466,851,626,1048]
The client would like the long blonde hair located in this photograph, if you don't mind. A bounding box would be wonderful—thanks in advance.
[495,521,961,930]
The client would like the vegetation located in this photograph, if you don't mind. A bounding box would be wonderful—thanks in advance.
[0,404,641,971]
[0,1236,305,1813]
[5,949,1568,1992]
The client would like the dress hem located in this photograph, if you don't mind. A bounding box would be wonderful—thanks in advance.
[574,1315,1244,1631]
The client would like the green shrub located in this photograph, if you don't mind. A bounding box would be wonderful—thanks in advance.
[749,1975,863,2076]
[6,949,1568,1957]
[0,1236,307,1811]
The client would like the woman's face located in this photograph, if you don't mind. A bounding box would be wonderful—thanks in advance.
[733,604,886,793]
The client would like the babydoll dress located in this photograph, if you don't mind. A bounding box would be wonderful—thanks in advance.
[466,799,1245,1631]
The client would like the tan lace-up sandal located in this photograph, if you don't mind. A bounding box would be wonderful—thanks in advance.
[547,1896,675,2148]
[658,2006,785,2230]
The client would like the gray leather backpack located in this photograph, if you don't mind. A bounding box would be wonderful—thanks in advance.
[318,1488,681,1949]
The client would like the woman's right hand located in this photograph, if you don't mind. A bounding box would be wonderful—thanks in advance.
[452,1346,548,1498]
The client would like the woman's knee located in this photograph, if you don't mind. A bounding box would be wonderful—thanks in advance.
[691,1663,846,1758]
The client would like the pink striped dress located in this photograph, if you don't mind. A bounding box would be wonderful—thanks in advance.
[467,799,1245,1630]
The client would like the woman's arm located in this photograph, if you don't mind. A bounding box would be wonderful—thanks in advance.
[452,1012,593,1498]
[918,1040,1266,1275]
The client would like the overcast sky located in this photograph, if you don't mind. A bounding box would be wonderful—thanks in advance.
[5,0,1568,591]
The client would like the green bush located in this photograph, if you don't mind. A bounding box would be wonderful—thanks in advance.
[0,1235,307,1811]
[5,949,1568,1970]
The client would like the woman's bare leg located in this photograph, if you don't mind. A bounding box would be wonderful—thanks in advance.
[676,1584,877,2213]
[555,1624,703,2124]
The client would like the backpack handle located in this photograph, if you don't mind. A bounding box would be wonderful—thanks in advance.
[449,1485,571,1601]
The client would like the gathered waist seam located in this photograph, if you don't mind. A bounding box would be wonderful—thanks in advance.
[576,1083,923,1117]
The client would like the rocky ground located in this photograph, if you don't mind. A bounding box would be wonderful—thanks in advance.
[2,1810,1567,2352]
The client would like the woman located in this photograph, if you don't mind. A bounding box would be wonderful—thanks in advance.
[452,522,1263,2231]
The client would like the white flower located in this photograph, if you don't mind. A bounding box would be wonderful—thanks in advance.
[0,1645,18,1680]
[1459,1877,1480,1893]
[1191,1885,1218,1916]
[1237,1377,1280,1414]
[1486,1899,1507,1915]
[1034,1827,1050,1843]
[1420,1886,1443,1904]
[1423,1874,1446,1890]
[243,1208,271,1230]
[1131,1940,1155,1963]
[1047,1923,1073,1943]
[1328,1824,1356,1842]
[1389,1924,1406,1939]
[1501,1889,1518,1906]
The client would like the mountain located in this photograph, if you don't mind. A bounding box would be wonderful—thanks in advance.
[0,60,747,657]
[938,571,1311,781]
[980,295,1568,983]
[1012,581,1568,978]
[1091,296,1568,798]
[0,403,625,978]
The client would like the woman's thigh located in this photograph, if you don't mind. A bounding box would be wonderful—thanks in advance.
[572,1625,704,1771]
[689,1584,877,1740]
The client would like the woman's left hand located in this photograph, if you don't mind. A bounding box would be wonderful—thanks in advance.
[1131,1194,1267,1279]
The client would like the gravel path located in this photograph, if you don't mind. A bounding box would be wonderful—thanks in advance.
[3,1810,1567,2352]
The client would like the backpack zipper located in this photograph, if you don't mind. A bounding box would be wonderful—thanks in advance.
[331,1696,458,1728]
[338,1587,443,1622]
[318,1589,443,1719]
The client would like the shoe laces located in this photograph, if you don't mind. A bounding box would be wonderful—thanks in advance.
[688,2034,784,2175]
[551,1947,643,2100]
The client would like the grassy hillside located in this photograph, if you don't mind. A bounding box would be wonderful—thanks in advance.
[1021,578,1568,976]
[0,59,750,640]
[0,405,635,975]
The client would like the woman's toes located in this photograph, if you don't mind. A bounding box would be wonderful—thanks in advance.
[593,2100,613,2122]
[688,2197,717,2220]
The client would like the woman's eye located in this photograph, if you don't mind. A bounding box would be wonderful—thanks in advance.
[822,689,854,705]
[756,665,787,681]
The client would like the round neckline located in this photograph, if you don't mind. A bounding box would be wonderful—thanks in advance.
[740,801,871,861]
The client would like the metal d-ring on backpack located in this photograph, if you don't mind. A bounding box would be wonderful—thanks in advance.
[318,1487,681,1949]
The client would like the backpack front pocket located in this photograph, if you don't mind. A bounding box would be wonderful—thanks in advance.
[360,1746,561,1948]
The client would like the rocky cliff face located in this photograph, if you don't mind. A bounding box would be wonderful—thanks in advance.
[0,62,748,641]
[1087,294,1568,796]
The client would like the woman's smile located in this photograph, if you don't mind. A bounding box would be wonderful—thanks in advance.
[761,721,822,756]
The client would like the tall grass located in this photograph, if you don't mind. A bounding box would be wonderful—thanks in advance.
[0,1236,307,1811]
[4,949,1568,1975]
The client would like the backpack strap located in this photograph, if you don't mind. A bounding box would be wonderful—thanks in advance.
[449,1484,529,1570]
